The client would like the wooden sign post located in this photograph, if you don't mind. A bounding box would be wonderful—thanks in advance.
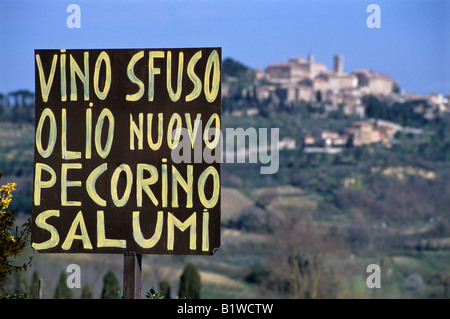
[123,253,142,299]
[32,48,222,299]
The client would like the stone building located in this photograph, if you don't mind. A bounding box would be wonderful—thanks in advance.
[345,120,397,147]
[352,69,394,95]
[275,84,314,104]
[312,71,358,94]
[265,54,327,84]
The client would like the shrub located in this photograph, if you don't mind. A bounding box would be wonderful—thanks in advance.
[0,177,32,289]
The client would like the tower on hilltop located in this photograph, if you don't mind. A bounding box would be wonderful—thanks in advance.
[333,54,344,74]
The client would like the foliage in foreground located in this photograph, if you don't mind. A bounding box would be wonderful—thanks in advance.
[0,175,32,291]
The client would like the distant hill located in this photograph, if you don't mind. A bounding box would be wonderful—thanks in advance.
[222,57,256,84]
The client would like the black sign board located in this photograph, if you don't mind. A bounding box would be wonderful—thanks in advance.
[32,48,221,255]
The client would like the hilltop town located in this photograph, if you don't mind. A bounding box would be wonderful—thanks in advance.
[0,53,448,154]
[222,54,450,152]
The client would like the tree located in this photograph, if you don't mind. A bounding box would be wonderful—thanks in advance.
[316,90,322,103]
[268,211,340,298]
[178,262,201,299]
[16,272,27,295]
[256,189,279,209]
[245,264,271,284]
[364,95,389,120]
[222,58,255,83]
[0,271,30,299]
[0,176,31,288]
[81,283,93,299]
[101,269,121,299]
[29,271,40,299]
[159,279,171,299]
[54,271,73,299]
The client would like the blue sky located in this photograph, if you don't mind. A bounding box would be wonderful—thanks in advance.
[1,0,449,95]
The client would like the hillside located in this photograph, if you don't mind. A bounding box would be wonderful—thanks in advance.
[1,83,450,298]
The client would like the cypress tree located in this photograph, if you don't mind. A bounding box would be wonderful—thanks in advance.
[101,269,121,299]
[159,279,171,299]
[54,271,73,299]
[29,271,40,299]
[81,283,93,299]
[13,271,28,295]
[178,262,201,299]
